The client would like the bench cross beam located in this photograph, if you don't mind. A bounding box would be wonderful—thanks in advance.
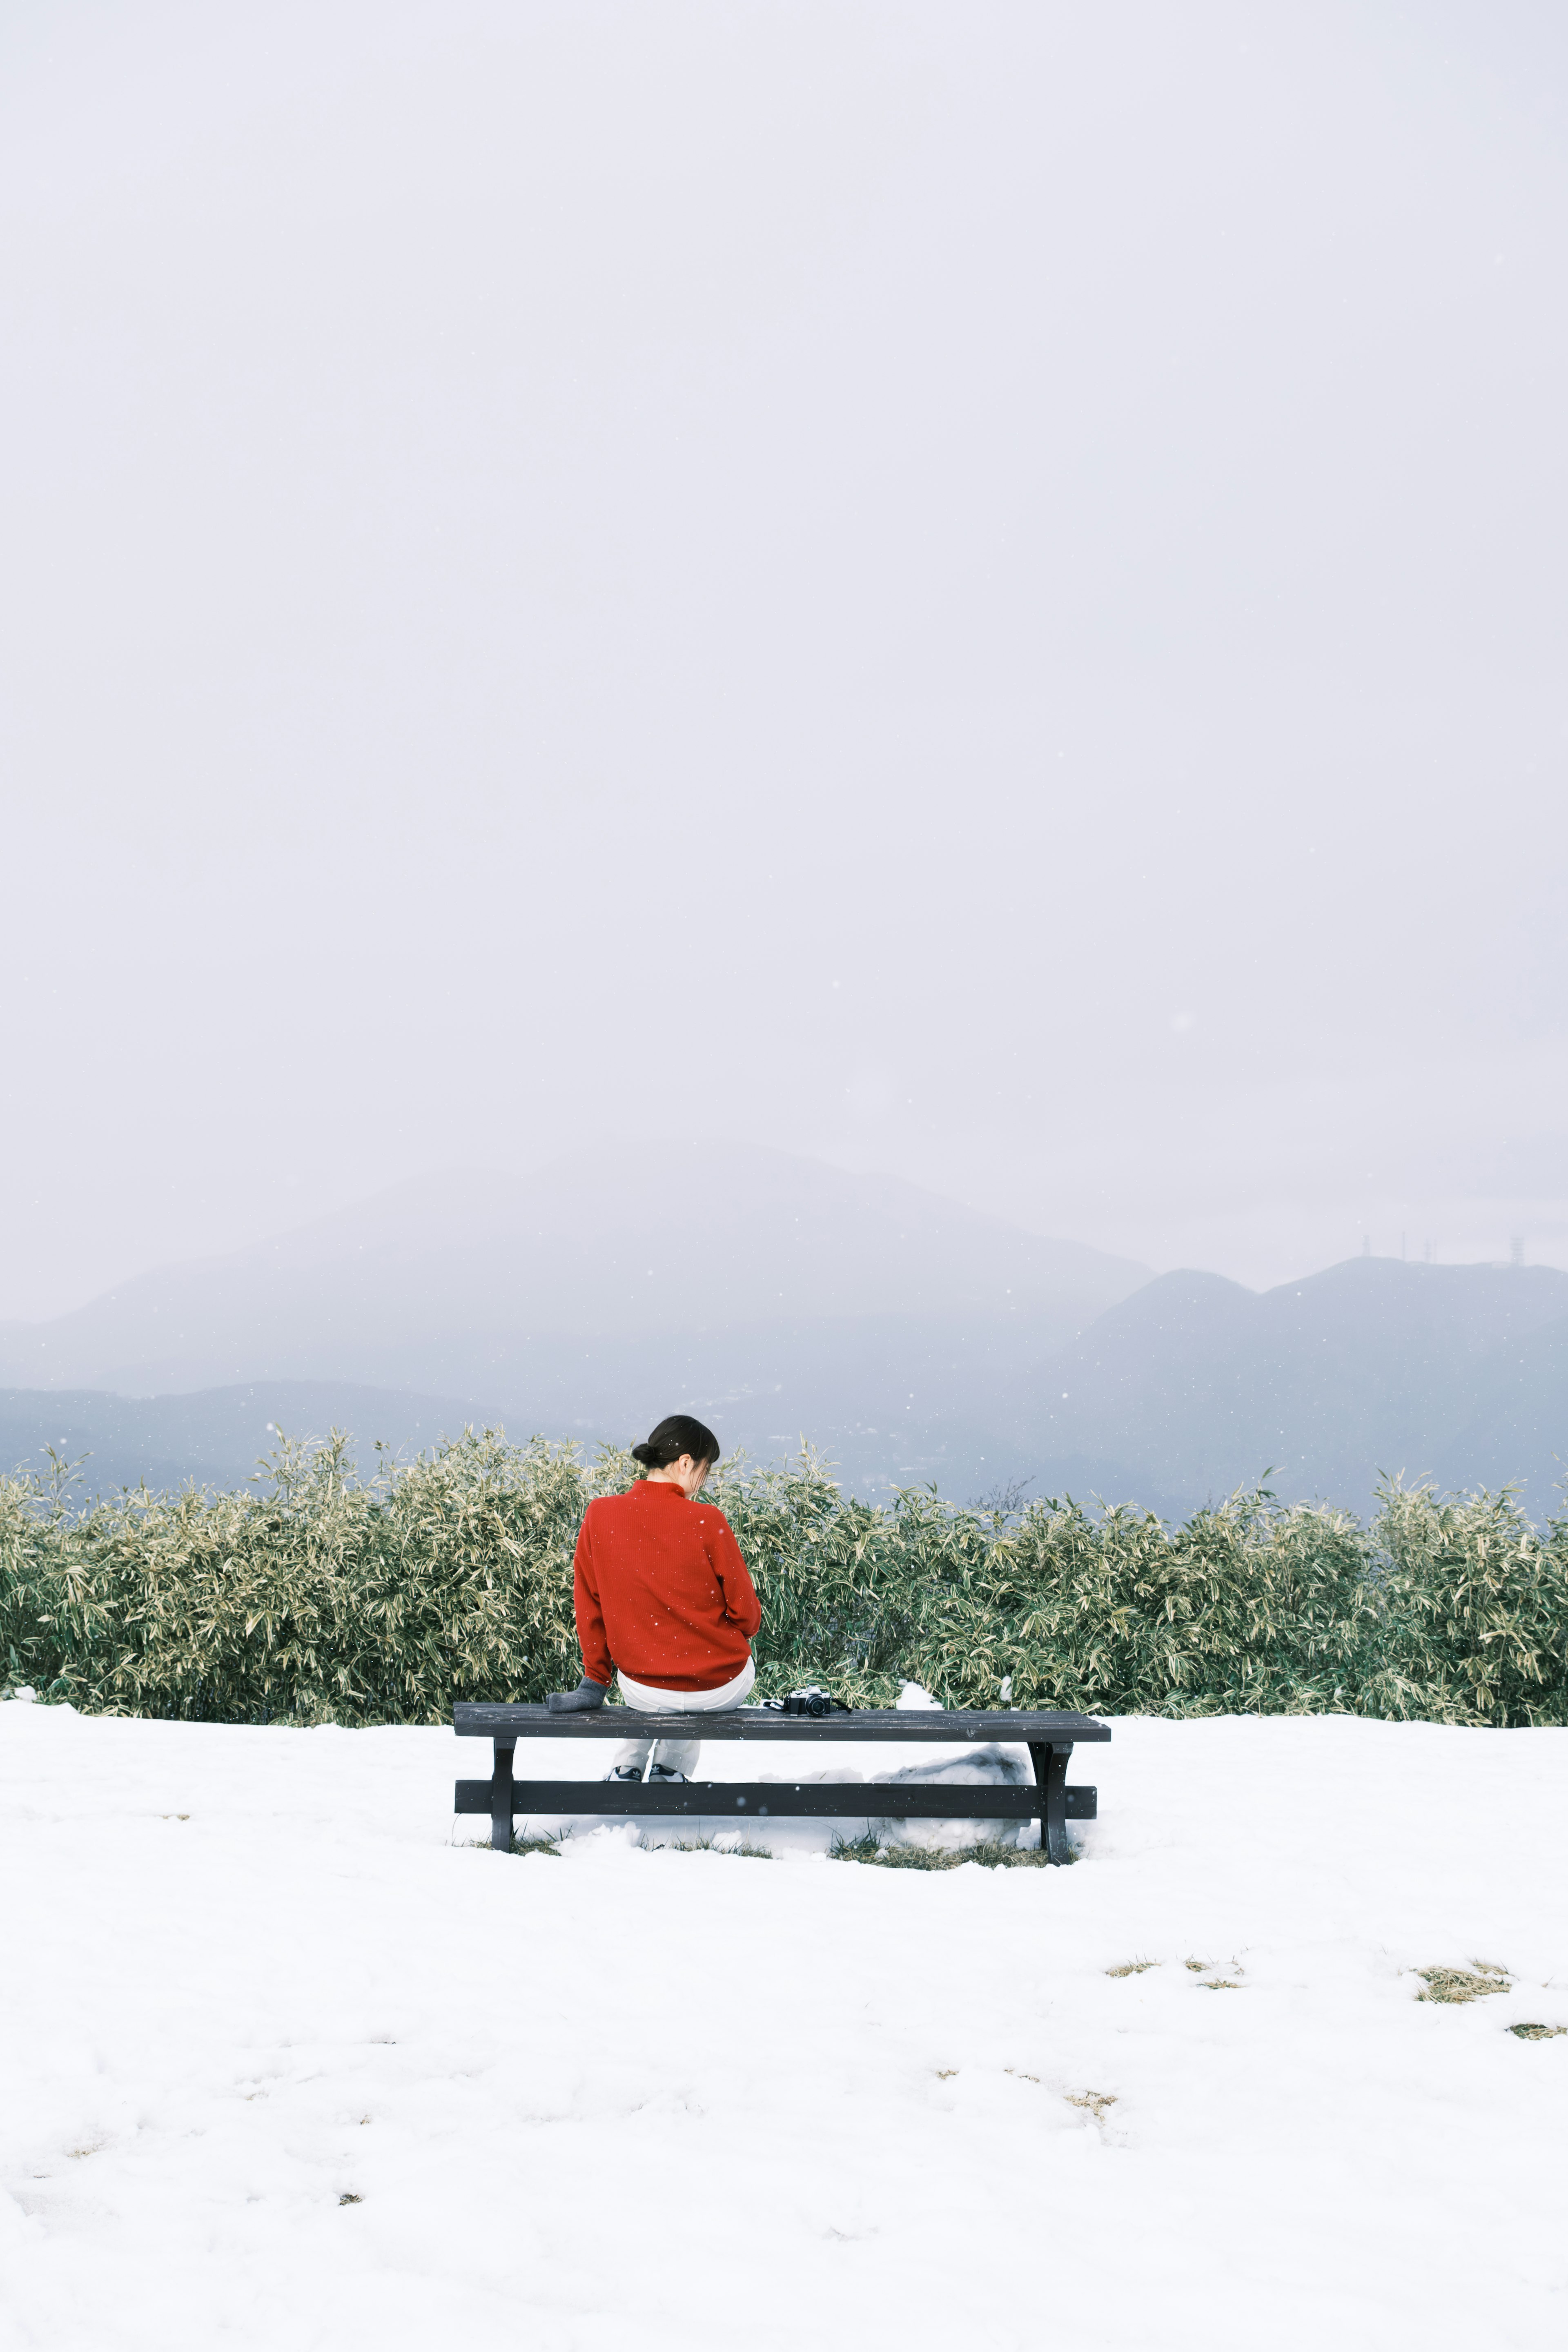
[452,1704,1109,1862]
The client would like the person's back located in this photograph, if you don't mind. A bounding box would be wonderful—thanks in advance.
[575,1477,758,1693]
[553,1412,761,1783]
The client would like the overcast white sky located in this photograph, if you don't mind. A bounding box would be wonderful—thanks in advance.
[3,0,1566,1320]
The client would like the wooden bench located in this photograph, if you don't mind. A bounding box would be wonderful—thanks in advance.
[453,1704,1109,1863]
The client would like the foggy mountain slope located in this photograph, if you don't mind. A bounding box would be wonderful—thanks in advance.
[1013,1259,1568,1521]
[0,1383,491,1501]
[0,1324,1068,1505]
[7,1259,1568,1517]
[0,1146,1150,1397]
[11,1170,1567,1518]
[1444,1315,1568,1507]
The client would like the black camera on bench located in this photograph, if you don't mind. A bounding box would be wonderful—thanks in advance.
[764,1686,850,1719]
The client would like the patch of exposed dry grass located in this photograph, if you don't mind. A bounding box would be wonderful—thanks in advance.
[656,1834,774,1859]
[1415,1963,1510,2004]
[831,1833,1055,1871]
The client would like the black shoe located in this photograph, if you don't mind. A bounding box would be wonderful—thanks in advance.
[606,1764,644,1783]
[648,1763,687,1784]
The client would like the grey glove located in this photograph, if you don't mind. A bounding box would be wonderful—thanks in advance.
[547,1677,609,1713]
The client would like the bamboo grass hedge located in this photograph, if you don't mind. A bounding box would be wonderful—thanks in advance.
[2,1432,1565,1728]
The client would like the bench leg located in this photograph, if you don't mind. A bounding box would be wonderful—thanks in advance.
[490,1738,516,1853]
[1029,1741,1073,1864]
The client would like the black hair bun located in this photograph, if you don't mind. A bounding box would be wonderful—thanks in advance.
[630,1414,720,1473]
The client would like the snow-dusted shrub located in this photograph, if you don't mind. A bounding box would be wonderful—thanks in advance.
[0,1431,589,1724]
[726,1466,1568,1725]
[3,1434,1565,1726]
[907,1487,1381,1719]
[1361,1482,1568,1728]
[713,1461,988,1699]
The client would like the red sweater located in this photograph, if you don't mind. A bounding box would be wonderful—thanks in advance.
[572,1478,762,1693]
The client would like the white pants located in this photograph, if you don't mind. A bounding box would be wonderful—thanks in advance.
[611,1655,756,1778]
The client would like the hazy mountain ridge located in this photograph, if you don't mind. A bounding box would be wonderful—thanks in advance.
[0,1146,1149,1396]
[1014,1258,1568,1520]
[0,1149,1149,1497]
[5,1263,1567,1523]
[4,1155,1564,1517]
[0,1383,487,1501]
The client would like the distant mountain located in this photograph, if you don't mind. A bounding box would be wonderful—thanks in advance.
[0,1332,1062,1503]
[1009,1258,1568,1522]
[5,1256,1566,1521]
[9,1174,1559,1521]
[0,1147,1151,1497]
[0,1382,486,1499]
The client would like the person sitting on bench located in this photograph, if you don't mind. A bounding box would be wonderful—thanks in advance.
[554,1413,762,1783]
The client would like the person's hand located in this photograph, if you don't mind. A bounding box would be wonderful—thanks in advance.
[548,1677,609,1713]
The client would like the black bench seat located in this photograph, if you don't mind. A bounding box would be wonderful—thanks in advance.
[453,1704,1110,1863]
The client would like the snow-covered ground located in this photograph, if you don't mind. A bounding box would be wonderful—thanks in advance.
[3,1701,1565,2351]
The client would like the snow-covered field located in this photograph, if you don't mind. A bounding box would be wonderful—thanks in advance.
[3,1701,1565,2351]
